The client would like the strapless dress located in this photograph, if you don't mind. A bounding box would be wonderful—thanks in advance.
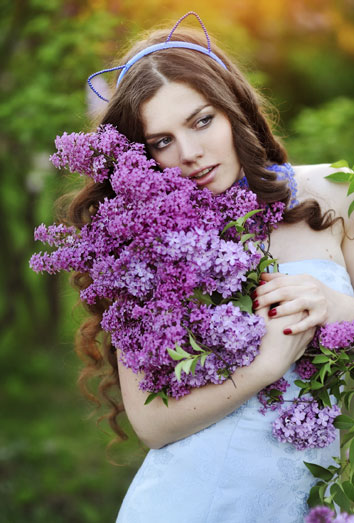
[116,259,354,523]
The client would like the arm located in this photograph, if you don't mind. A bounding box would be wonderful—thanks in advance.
[117,310,315,449]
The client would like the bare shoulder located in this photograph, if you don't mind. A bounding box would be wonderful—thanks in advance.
[293,163,353,221]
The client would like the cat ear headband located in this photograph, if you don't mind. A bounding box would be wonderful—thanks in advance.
[87,11,228,102]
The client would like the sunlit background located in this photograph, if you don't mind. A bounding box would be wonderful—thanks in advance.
[1,0,354,521]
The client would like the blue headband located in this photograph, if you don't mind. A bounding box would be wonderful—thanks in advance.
[87,11,228,102]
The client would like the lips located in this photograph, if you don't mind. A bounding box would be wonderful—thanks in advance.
[190,166,215,179]
[189,165,218,187]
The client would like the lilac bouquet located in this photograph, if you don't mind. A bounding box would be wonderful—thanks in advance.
[30,124,284,401]
[258,321,354,516]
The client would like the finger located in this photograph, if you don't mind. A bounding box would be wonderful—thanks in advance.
[282,315,319,335]
[254,305,269,319]
[260,272,286,281]
[268,300,327,324]
[260,272,314,288]
[252,286,309,310]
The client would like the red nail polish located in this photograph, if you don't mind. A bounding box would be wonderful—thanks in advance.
[259,281,266,286]
[253,300,259,309]
[268,308,277,317]
[283,328,292,335]
[251,290,257,299]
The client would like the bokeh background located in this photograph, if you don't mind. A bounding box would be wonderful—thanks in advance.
[1,1,354,521]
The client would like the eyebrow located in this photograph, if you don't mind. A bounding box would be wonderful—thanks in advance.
[144,104,211,140]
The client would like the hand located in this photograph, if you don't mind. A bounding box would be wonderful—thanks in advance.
[254,307,316,382]
[251,272,331,334]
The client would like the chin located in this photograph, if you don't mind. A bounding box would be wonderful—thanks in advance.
[207,180,234,194]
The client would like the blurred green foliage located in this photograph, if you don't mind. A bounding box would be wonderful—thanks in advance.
[287,97,354,165]
[1,0,354,521]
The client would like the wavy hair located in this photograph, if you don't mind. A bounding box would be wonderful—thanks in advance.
[63,27,340,440]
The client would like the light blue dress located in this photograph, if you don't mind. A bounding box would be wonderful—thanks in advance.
[116,259,353,523]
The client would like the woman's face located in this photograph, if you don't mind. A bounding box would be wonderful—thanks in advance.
[141,82,242,194]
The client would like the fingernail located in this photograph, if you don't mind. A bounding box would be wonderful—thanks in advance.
[259,281,266,286]
[283,328,292,335]
[251,290,257,299]
[268,308,277,317]
[253,300,259,309]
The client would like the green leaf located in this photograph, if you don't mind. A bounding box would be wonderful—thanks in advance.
[334,415,354,430]
[144,392,158,405]
[259,258,276,272]
[347,180,354,196]
[144,390,169,407]
[342,480,354,502]
[325,172,351,183]
[200,354,208,366]
[350,438,354,468]
[319,344,334,356]
[307,482,325,508]
[188,333,204,353]
[330,160,349,168]
[318,389,332,408]
[344,391,354,411]
[294,379,308,389]
[338,352,350,361]
[236,208,264,227]
[190,288,214,305]
[304,462,334,481]
[340,430,354,447]
[319,363,331,384]
[241,233,255,243]
[175,361,184,382]
[310,380,324,390]
[330,483,352,512]
[167,348,188,361]
[312,355,330,364]
[221,220,239,235]
[348,199,354,218]
[269,389,282,398]
[181,358,194,375]
[190,357,199,375]
[231,294,253,313]
[174,343,192,359]
[247,271,258,282]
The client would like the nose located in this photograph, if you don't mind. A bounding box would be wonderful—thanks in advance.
[178,135,203,165]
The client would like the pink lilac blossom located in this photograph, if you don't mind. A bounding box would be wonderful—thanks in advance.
[257,377,290,414]
[272,397,340,450]
[317,322,354,351]
[295,358,317,380]
[30,125,284,399]
[305,507,354,523]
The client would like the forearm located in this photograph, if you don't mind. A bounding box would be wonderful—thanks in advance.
[119,355,273,449]
[117,312,310,449]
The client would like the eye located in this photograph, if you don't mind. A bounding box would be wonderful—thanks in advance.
[195,114,214,129]
[150,136,172,151]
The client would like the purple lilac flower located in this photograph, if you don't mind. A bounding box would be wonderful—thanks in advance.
[295,358,317,380]
[30,125,285,399]
[257,378,290,414]
[305,507,354,523]
[305,506,336,523]
[272,397,340,450]
[317,322,354,351]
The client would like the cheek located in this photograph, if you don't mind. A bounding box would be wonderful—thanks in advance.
[216,123,238,161]
[150,150,177,170]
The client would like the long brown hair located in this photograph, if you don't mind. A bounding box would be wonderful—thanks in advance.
[65,27,339,440]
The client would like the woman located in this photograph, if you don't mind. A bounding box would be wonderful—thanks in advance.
[69,13,354,522]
